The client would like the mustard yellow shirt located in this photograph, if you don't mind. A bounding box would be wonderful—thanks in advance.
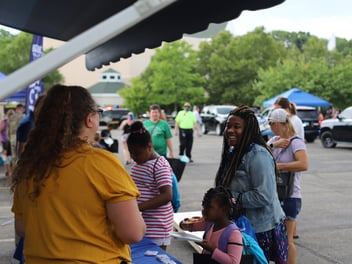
[12,145,139,264]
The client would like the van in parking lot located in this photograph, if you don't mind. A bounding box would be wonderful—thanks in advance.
[99,108,130,128]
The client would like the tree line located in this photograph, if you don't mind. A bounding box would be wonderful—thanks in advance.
[120,27,352,114]
[0,29,63,91]
[2,27,352,114]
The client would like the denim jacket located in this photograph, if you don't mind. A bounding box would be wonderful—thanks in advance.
[229,144,285,233]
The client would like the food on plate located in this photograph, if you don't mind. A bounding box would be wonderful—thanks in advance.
[182,216,203,225]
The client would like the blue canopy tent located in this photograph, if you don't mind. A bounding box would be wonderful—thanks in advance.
[262,88,331,107]
[0,72,27,103]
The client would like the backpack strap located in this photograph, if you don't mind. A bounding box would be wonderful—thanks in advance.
[218,223,242,253]
[203,222,242,253]
[152,156,161,177]
[203,222,212,240]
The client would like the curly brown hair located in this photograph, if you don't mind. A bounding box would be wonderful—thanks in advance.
[11,84,97,199]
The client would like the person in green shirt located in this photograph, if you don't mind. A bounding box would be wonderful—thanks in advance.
[143,104,174,158]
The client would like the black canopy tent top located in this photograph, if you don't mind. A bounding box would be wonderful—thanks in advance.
[0,0,285,99]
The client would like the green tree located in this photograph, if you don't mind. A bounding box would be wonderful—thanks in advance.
[324,56,352,110]
[0,31,64,92]
[335,37,352,57]
[197,28,286,106]
[303,36,329,61]
[253,57,306,106]
[253,51,352,110]
[271,30,311,52]
[120,41,205,114]
[119,77,150,114]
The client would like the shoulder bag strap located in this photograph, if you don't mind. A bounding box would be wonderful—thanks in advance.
[274,136,299,162]
[152,156,161,178]
[150,121,160,136]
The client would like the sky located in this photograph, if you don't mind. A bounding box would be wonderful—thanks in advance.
[227,0,352,40]
[1,0,352,40]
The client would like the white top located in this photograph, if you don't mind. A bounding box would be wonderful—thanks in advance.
[290,115,304,140]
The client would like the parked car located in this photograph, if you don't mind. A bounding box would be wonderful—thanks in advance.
[320,106,352,148]
[200,105,236,136]
[166,114,176,128]
[257,108,274,141]
[258,106,320,142]
[99,108,130,128]
[297,106,320,142]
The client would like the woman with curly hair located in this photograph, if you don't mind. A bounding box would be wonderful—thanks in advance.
[11,84,145,264]
[215,105,288,264]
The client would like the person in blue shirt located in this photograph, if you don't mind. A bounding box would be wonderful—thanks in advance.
[16,96,45,158]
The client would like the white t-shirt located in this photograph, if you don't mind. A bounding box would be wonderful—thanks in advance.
[290,115,304,140]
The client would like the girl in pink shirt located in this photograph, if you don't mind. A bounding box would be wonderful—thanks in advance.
[180,187,243,264]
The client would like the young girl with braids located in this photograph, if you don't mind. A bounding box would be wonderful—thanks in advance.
[180,186,243,264]
[127,121,174,250]
[215,105,288,264]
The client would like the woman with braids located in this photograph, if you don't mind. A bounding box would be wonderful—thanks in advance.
[127,121,173,250]
[11,84,145,264]
[180,186,243,264]
[215,105,288,264]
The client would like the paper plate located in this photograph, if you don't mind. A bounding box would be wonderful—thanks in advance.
[170,231,203,242]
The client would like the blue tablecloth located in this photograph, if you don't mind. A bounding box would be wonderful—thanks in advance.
[14,236,181,264]
[131,237,182,264]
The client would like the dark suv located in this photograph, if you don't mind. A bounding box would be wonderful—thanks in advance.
[99,108,130,128]
[320,106,352,148]
[259,106,320,142]
[296,106,320,142]
[200,105,236,136]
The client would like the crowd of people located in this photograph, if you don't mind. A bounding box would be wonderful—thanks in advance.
[0,103,25,183]
[7,83,308,264]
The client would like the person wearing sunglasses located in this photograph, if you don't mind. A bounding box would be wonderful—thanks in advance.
[267,108,308,264]
[11,84,145,264]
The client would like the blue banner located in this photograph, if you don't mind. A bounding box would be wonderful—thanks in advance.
[26,35,44,114]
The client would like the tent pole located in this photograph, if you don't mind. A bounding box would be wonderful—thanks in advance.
[0,0,176,100]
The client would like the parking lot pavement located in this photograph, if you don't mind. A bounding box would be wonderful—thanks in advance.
[0,175,17,264]
[2,128,352,263]
[117,129,352,264]
[166,133,352,264]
